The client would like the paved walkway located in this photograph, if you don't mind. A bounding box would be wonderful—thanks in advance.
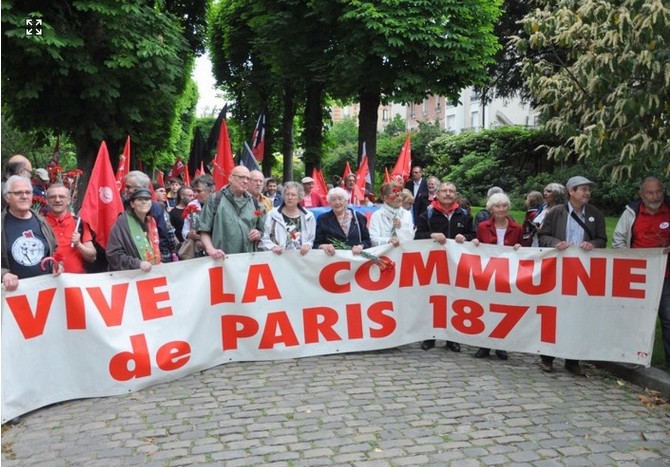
[2,344,669,466]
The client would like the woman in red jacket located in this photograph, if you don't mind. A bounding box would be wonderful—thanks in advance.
[471,192,523,360]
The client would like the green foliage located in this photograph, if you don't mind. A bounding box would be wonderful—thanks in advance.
[426,126,561,205]
[2,112,78,171]
[1,0,200,172]
[426,125,646,214]
[516,0,670,179]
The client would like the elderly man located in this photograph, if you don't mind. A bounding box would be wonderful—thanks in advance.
[300,176,326,208]
[199,166,266,258]
[538,175,607,375]
[45,183,97,273]
[2,175,62,291]
[32,168,50,198]
[613,176,670,372]
[124,171,178,262]
[248,170,273,213]
[415,181,475,353]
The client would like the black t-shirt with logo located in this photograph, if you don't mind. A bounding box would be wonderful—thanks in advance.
[5,212,50,279]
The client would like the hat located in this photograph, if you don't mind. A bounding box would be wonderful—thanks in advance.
[130,188,152,201]
[35,168,49,181]
[301,177,315,184]
[566,176,595,190]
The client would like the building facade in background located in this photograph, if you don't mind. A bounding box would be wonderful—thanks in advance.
[332,88,537,133]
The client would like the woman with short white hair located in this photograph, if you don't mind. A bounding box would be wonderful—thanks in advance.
[260,181,316,255]
[314,187,371,255]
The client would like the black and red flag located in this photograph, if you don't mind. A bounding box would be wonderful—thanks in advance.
[251,112,265,163]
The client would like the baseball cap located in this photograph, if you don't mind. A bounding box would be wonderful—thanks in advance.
[566,176,595,190]
[35,168,49,181]
[301,177,315,184]
[130,188,153,201]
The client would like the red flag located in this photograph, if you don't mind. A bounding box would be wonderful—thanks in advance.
[384,167,391,184]
[391,134,412,183]
[251,113,266,162]
[194,161,204,178]
[156,170,165,188]
[342,161,352,180]
[79,141,124,249]
[168,158,186,178]
[115,135,131,192]
[213,118,235,190]
[183,167,191,187]
[48,136,60,168]
[312,168,328,197]
[354,154,369,204]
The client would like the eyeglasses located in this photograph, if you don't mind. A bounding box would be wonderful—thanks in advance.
[20,168,33,177]
[232,174,251,181]
[7,190,32,197]
[438,189,456,194]
[47,195,69,200]
[125,185,140,190]
[132,198,152,203]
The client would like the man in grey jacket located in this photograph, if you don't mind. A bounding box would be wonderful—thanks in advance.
[613,176,670,372]
[538,175,607,375]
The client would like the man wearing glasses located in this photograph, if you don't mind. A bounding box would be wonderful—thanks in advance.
[45,183,97,273]
[414,181,475,353]
[199,166,266,258]
[2,175,61,291]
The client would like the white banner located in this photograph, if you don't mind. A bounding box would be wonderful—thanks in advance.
[2,240,665,422]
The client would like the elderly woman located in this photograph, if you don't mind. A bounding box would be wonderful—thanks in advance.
[521,190,544,247]
[315,187,371,255]
[106,188,161,271]
[531,183,567,245]
[369,182,415,246]
[260,181,316,255]
[471,192,523,360]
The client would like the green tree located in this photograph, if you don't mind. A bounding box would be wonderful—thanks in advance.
[516,0,670,179]
[1,1,202,175]
[331,0,503,182]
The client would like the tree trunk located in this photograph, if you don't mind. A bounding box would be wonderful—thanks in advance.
[302,82,324,177]
[281,85,296,182]
[358,90,381,187]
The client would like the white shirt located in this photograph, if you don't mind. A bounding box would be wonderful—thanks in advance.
[369,204,415,246]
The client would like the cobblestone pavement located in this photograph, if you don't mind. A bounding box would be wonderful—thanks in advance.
[2,344,669,466]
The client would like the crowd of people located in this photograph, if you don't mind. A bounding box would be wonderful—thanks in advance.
[2,156,669,374]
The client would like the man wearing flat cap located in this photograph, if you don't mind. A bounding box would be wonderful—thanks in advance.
[32,168,50,198]
[300,176,326,208]
[538,175,607,376]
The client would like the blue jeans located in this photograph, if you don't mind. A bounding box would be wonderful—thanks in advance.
[659,277,670,369]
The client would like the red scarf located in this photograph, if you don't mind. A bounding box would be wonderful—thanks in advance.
[430,199,460,216]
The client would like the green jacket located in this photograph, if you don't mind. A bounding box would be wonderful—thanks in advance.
[198,186,266,254]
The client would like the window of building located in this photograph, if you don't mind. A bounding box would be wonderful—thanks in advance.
[422,100,428,116]
[446,115,456,131]
[382,109,388,121]
[471,111,479,129]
